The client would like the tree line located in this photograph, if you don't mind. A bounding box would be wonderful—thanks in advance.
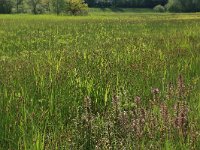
[166,0,200,12]
[0,0,88,14]
[88,0,200,12]
[86,0,168,8]
[0,0,200,14]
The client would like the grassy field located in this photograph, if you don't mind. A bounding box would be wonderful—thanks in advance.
[0,12,200,149]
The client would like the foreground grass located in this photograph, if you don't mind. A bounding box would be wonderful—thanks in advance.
[0,13,200,149]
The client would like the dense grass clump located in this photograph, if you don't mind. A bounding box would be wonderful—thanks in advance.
[0,13,200,149]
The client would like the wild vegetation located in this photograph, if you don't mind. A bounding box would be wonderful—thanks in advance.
[0,12,200,149]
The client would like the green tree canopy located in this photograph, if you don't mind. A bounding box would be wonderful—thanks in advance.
[0,0,12,13]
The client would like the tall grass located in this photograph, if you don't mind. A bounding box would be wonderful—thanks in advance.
[0,13,200,149]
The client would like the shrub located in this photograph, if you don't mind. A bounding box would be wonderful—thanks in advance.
[153,4,165,12]
[66,0,88,15]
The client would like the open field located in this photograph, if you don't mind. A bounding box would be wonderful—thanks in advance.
[0,12,200,149]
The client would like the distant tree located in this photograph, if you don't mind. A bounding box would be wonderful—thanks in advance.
[66,0,88,15]
[85,0,95,7]
[0,0,12,13]
[165,0,182,12]
[51,0,66,15]
[152,0,168,6]
[166,0,200,12]
[88,0,168,8]
[28,0,42,14]
[15,0,23,12]
[41,0,51,12]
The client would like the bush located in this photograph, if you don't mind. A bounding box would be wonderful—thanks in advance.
[66,0,88,15]
[153,4,165,12]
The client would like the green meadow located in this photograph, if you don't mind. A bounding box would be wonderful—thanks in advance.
[0,12,200,149]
